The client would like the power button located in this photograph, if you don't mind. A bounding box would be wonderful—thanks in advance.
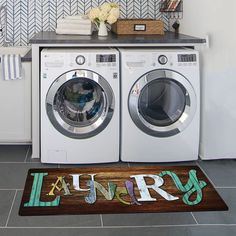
[158,55,168,65]
[76,55,85,65]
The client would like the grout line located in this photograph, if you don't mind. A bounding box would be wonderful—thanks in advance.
[100,214,104,227]
[216,186,236,189]
[196,162,216,188]
[0,162,42,164]
[24,145,31,162]
[191,212,199,224]
[0,189,23,191]
[5,190,17,227]
[1,224,236,229]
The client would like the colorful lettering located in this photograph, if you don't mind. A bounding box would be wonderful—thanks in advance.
[115,181,141,205]
[23,170,208,208]
[47,176,71,196]
[70,174,96,191]
[85,180,117,204]
[115,187,131,205]
[131,174,179,202]
[159,170,207,205]
[24,173,60,207]
[125,180,141,205]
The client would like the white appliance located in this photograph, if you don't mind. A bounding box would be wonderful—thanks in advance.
[40,48,119,164]
[119,48,200,162]
[180,0,236,160]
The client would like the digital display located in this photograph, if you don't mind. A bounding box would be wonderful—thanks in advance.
[96,54,116,63]
[178,54,197,62]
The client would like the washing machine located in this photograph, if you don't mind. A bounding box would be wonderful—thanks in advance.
[119,48,200,162]
[40,48,119,164]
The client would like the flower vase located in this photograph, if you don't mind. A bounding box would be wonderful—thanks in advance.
[98,21,108,37]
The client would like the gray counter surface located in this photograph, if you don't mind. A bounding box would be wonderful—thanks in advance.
[30,31,206,46]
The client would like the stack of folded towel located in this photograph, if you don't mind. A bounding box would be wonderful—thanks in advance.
[56,15,92,35]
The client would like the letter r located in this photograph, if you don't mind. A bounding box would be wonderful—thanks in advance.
[131,174,179,202]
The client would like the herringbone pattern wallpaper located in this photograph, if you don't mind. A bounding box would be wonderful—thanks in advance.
[0,0,168,46]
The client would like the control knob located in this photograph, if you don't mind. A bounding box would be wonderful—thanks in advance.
[158,55,168,65]
[76,55,86,65]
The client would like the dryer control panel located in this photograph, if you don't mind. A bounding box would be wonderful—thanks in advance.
[155,53,198,67]
[178,54,197,62]
[96,54,116,63]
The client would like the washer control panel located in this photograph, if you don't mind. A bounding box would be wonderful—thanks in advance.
[158,55,168,65]
[75,55,86,65]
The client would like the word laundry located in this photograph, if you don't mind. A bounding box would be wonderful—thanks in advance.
[24,170,207,208]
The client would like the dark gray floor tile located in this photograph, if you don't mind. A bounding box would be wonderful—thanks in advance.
[102,212,196,226]
[25,146,40,163]
[198,160,236,187]
[1,226,236,236]
[189,226,236,236]
[0,190,15,226]
[0,145,29,162]
[7,190,101,227]
[193,188,236,224]
[129,161,197,167]
[0,163,58,189]
[59,161,128,168]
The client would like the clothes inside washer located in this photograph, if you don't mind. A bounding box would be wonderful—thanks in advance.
[54,77,105,127]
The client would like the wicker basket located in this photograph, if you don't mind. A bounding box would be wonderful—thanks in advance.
[111,19,164,35]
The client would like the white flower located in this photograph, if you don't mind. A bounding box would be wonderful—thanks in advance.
[98,10,109,22]
[109,7,120,19]
[107,14,118,25]
[100,3,111,13]
[110,3,119,8]
[88,7,100,21]
[88,3,120,26]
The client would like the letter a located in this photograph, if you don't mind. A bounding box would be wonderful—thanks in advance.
[47,176,71,196]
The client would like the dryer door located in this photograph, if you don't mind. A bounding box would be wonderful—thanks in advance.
[129,69,197,137]
[46,69,114,139]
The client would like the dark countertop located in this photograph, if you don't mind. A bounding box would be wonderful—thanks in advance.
[22,49,32,62]
[29,31,206,46]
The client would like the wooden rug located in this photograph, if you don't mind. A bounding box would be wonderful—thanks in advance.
[19,166,228,216]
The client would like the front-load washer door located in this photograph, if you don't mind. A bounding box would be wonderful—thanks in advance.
[46,69,115,139]
[129,69,197,137]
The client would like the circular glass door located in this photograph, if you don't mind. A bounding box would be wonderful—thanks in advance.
[46,70,115,139]
[129,69,197,137]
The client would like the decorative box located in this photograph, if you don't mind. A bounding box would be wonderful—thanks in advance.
[111,19,164,35]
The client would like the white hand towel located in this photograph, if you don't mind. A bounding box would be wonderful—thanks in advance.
[1,54,22,80]
[65,15,89,20]
[55,28,92,35]
[57,19,92,25]
[57,23,92,30]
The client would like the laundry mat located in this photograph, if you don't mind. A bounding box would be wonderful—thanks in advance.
[19,166,228,216]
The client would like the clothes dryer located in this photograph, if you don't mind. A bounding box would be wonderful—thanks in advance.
[119,48,200,162]
[41,48,119,163]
